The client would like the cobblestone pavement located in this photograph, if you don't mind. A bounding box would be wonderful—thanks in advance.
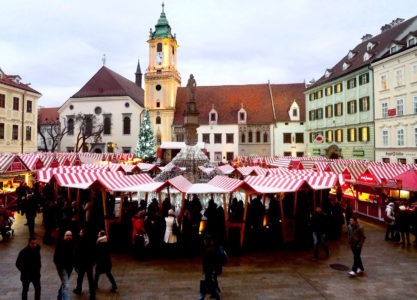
[2,213,417,300]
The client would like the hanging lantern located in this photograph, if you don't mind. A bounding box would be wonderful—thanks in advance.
[199,219,207,235]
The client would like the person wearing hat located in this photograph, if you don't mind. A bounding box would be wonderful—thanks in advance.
[384,202,396,241]
[164,209,179,257]
[396,205,411,245]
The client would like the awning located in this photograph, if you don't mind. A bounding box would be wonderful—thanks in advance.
[208,175,246,192]
[244,176,305,193]
[216,164,235,175]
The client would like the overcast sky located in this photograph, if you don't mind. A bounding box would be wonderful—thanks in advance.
[1,0,416,108]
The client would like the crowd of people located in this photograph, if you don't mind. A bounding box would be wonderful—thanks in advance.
[384,200,417,246]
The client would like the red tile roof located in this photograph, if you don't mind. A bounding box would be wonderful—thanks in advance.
[173,83,305,125]
[38,107,60,125]
[0,70,41,95]
[71,66,144,106]
[309,15,417,88]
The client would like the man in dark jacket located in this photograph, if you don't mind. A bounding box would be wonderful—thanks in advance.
[199,235,223,300]
[53,230,75,300]
[347,216,366,276]
[73,228,96,299]
[310,207,329,261]
[16,237,41,300]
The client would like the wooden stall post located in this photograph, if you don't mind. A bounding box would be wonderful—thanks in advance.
[240,193,251,247]
[101,189,109,236]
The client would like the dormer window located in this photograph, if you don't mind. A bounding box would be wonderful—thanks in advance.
[347,51,355,60]
[238,107,247,124]
[209,107,218,125]
[408,37,416,47]
[324,70,331,78]
[390,44,398,54]
[367,42,374,51]
[342,62,350,71]
[289,100,300,121]
[363,52,372,61]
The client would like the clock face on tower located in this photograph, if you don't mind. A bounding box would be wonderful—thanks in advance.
[156,52,163,64]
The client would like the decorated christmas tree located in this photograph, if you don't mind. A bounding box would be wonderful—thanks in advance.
[135,108,156,161]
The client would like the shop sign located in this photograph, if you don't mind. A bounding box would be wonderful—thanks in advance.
[385,151,404,156]
[13,175,25,183]
[353,149,365,157]
[312,149,320,155]
[388,108,396,117]
[357,170,377,184]
[9,161,25,172]
[381,178,402,189]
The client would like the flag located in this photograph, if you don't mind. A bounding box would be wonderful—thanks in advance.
[313,134,324,143]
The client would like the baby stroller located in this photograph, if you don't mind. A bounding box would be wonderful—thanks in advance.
[0,213,14,241]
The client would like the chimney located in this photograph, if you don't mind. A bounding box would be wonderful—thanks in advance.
[361,34,373,42]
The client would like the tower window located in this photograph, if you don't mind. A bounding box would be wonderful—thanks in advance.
[123,116,131,134]
[156,84,162,91]
[157,43,162,52]
[156,116,161,124]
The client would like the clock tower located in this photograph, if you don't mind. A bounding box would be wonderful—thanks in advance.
[145,3,181,145]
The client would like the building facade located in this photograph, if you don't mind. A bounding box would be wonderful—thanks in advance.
[58,66,144,153]
[305,16,417,161]
[373,32,417,164]
[0,68,41,153]
[38,107,60,152]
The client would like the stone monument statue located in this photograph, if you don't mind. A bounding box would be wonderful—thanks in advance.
[186,74,196,102]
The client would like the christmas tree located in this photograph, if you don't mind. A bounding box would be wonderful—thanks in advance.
[135,108,156,161]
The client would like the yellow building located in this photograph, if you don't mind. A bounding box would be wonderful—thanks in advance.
[0,68,42,153]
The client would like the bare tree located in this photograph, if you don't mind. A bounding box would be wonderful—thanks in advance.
[37,113,68,152]
[74,113,104,152]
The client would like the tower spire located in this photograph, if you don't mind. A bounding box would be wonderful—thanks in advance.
[102,54,106,66]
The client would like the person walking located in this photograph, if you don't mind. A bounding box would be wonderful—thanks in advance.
[16,237,41,300]
[347,216,366,276]
[53,230,75,300]
[384,202,396,241]
[73,228,96,299]
[310,207,329,261]
[164,209,179,257]
[94,230,118,293]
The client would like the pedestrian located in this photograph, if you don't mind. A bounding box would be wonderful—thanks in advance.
[164,209,179,257]
[73,228,96,300]
[53,230,75,300]
[310,206,329,261]
[347,216,366,276]
[199,234,224,300]
[16,237,41,300]
[384,202,396,240]
[94,230,118,293]
[23,192,39,237]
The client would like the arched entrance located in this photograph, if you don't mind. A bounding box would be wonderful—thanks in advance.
[325,144,342,159]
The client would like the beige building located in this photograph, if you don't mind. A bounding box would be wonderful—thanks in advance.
[0,68,41,153]
[373,32,417,164]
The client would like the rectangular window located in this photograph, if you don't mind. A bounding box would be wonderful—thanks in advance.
[359,72,369,85]
[292,108,298,117]
[326,105,333,118]
[214,152,222,162]
[397,129,405,146]
[359,97,370,112]
[335,103,343,116]
[0,123,4,139]
[210,113,216,122]
[26,100,32,113]
[326,130,333,143]
[334,83,343,93]
[325,86,333,96]
[382,129,389,146]
[283,133,292,143]
[202,133,210,144]
[283,152,291,157]
[414,95,417,114]
[382,102,388,118]
[381,74,388,90]
[176,134,184,142]
[359,127,369,142]
[309,110,316,121]
[295,133,304,143]
[12,125,18,140]
[347,78,357,89]
[13,97,19,110]
[296,152,304,157]
[347,100,357,114]
[411,63,417,82]
[0,94,5,108]
[25,126,31,141]
[396,69,404,86]
[317,90,323,98]
[226,152,234,162]
[226,133,234,144]
[214,133,222,144]
[414,128,417,146]
[316,108,323,119]
[348,128,356,142]
[239,112,245,121]
[396,98,404,116]
[335,129,343,142]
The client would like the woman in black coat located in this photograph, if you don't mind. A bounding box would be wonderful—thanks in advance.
[94,230,118,293]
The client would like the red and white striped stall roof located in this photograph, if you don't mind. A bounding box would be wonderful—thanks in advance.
[53,172,99,189]
[236,166,257,176]
[269,159,292,169]
[0,154,29,173]
[166,175,193,193]
[137,163,159,172]
[216,164,235,175]
[365,166,408,184]
[252,166,269,176]
[97,173,154,191]
[18,154,43,171]
[207,176,246,192]
[244,176,305,193]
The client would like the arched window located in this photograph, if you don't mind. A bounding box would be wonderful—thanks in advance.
[256,131,261,143]
[103,116,111,134]
[241,133,245,143]
[156,116,161,124]
[85,116,92,135]
[248,131,253,143]
[68,118,74,135]
[123,116,131,134]
[263,132,268,143]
